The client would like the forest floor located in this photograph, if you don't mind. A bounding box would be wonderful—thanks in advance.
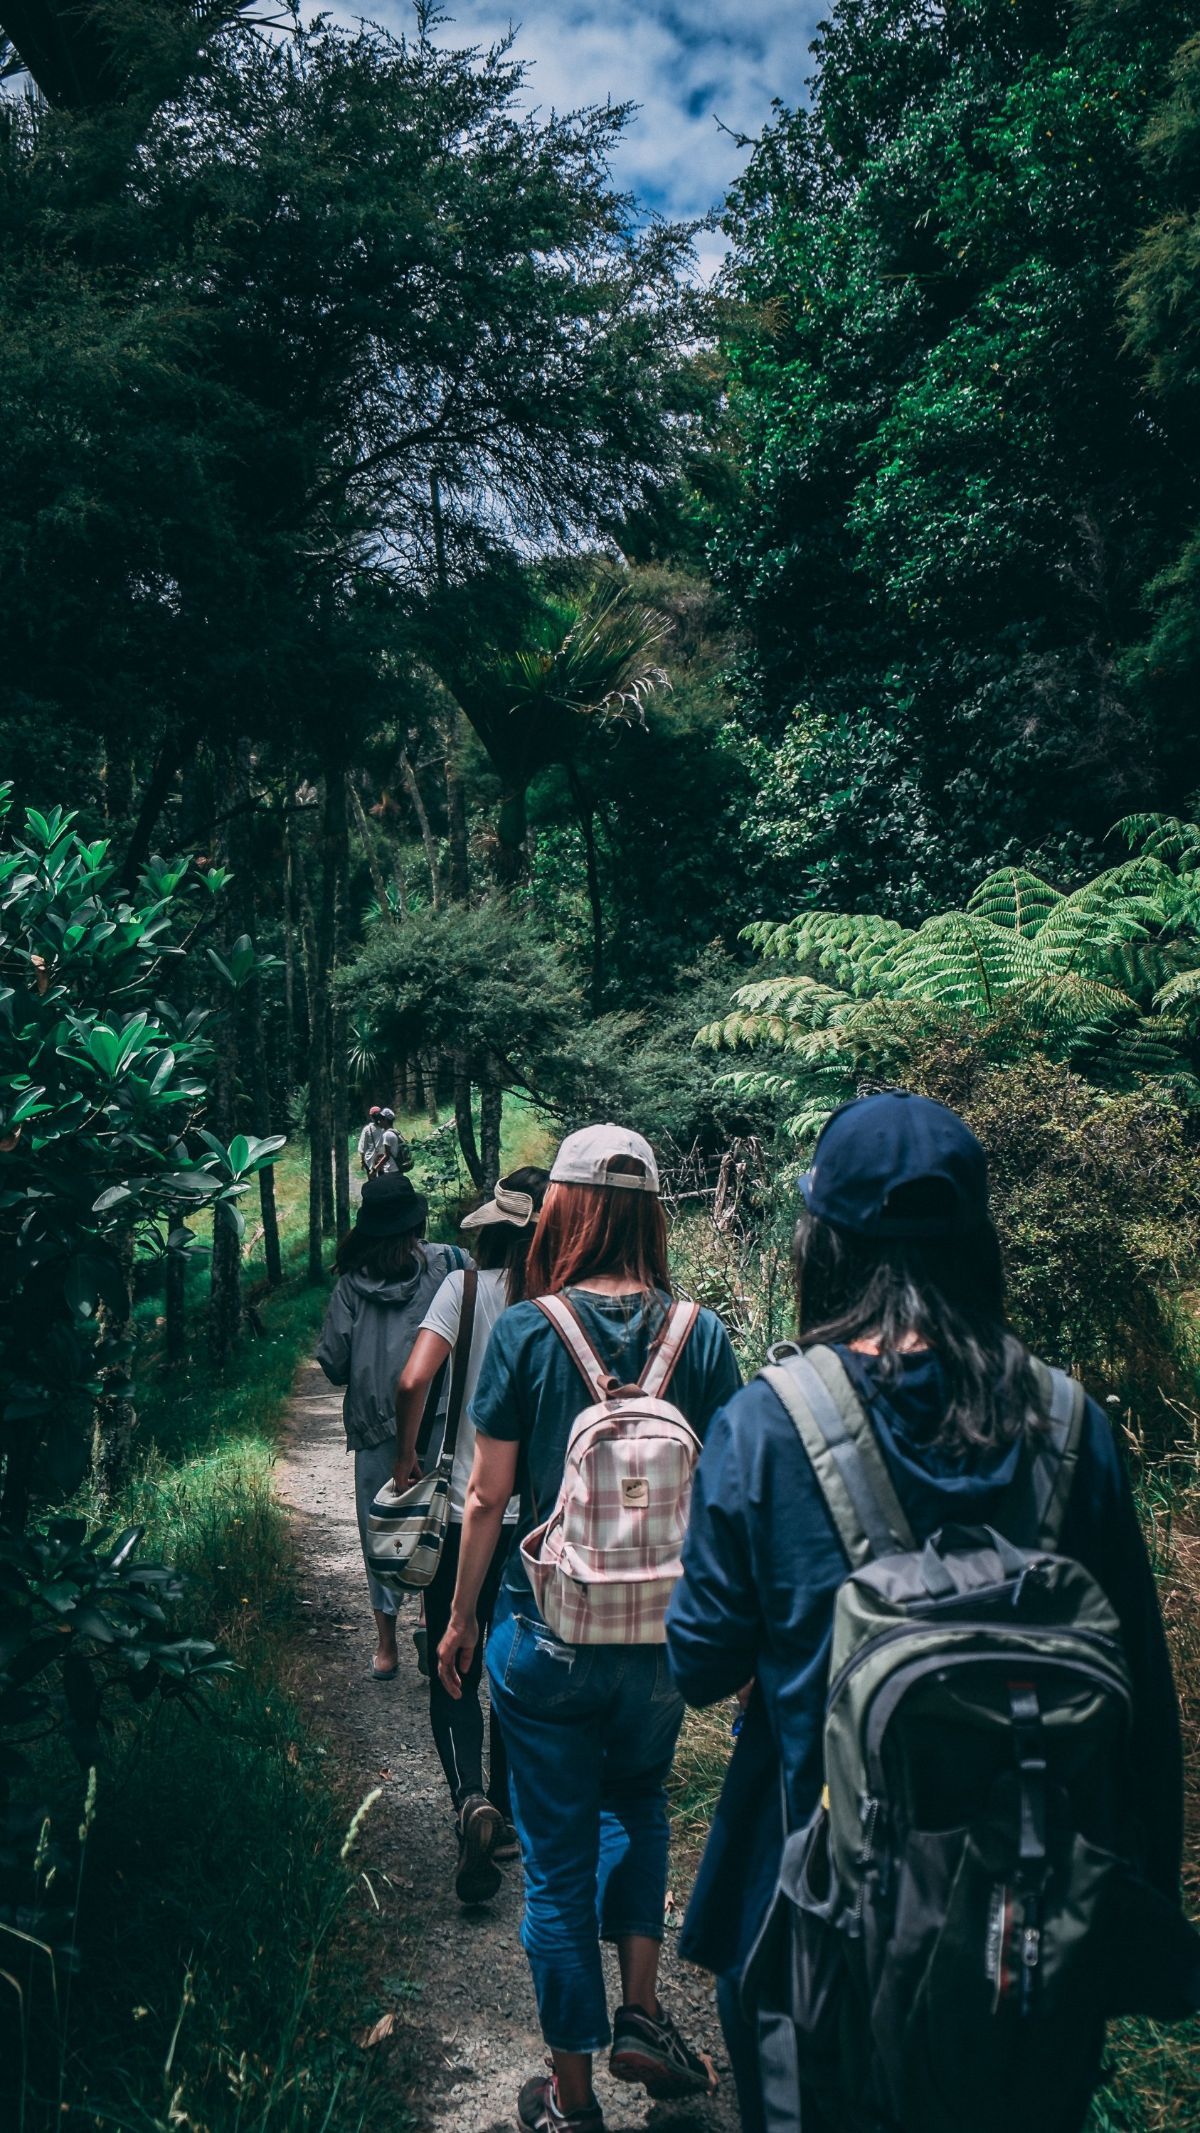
[278,1358,741,2133]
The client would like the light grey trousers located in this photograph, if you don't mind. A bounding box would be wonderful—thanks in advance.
[354,1437,400,1616]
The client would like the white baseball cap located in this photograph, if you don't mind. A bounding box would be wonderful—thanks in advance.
[550,1123,660,1194]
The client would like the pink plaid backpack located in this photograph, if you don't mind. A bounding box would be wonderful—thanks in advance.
[519,1292,702,1646]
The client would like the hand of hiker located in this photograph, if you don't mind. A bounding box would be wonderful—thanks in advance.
[437,1613,478,1699]
[390,1455,420,1490]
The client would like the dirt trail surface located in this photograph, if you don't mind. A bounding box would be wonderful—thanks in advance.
[279,1360,742,2133]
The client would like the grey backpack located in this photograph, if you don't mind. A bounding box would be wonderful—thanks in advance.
[743,1344,1199,2133]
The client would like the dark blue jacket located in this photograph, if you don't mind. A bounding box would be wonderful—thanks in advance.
[665,1348,1184,1981]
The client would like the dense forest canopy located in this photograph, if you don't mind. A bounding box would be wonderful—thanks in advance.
[707,0,1200,914]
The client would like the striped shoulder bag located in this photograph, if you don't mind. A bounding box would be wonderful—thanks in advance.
[366,1268,477,1594]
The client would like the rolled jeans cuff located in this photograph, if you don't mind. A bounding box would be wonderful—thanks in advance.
[543,2024,612,2055]
[600,1918,664,1945]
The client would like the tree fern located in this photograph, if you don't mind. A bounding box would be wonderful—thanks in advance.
[701,820,1200,1138]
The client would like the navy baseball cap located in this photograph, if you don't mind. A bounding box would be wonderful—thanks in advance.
[799,1091,989,1239]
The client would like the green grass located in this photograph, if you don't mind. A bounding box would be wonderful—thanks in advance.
[15,1093,556,2132]
[11,1139,413,2133]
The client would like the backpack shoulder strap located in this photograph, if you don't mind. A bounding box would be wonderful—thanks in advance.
[535,1293,615,1404]
[1026,1360,1087,1550]
[761,1344,917,1566]
[641,1299,701,1400]
[440,1268,478,1463]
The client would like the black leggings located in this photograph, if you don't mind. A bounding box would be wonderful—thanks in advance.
[423,1521,511,1818]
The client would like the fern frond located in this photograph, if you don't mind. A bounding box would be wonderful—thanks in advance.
[966,868,1062,938]
[1117,813,1200,872]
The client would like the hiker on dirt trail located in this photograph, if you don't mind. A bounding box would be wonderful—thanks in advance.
[371,1106,413,1176]
[436,1123,741,2133]
[393,1167,551,1906]
[357,1105,385,1175]
[666,1091,1193,2133]
[315,1172,469,1682]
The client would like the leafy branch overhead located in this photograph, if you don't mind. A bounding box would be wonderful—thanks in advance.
[699,817,1200,1137]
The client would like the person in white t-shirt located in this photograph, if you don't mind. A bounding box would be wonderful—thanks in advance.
[393,1164,549,1905]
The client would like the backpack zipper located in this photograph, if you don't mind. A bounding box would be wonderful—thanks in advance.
[825,1618,1126,1712]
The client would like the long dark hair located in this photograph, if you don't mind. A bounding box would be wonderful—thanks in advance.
[333,1230,424,1281]
[794,1205,1042,1451]
[470,1166,551,1303]
[524,1157,671,1302]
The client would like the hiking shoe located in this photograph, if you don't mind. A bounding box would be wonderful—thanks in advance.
[516,2071,603,2133]
[455,1794,503,1905]
[609,2002,716,2099]
[494,1818,521,1862]
[412,1624,429,1677]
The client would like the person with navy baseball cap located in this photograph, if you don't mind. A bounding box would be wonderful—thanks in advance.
[799,1089,990,1239]
[666,1088,1185,2133]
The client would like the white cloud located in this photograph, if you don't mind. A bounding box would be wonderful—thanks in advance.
[361,1,818,230]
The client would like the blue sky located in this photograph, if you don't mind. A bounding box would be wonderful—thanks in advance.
[384,3,821,277]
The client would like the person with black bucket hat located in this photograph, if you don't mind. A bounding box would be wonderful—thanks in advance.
[666,1090,1190,2133]
[316,1171,469,1680]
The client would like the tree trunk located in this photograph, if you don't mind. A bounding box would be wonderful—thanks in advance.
[251,1011,283,1288]
[347,774,396,925]
[495,781,529,885]
[444,714,470,906]
[421,1053,440,1125]
[480,1074,503,1193]
[332,790,352,1240]
[568,766,605,1013]
[399,747,440,910]
[121,717,203,889]
[92,1232,137,1499]
[165,1248,186,1364]
[208,964,243,1368]
[298,785,336,1283]
[454,1058,484,1188]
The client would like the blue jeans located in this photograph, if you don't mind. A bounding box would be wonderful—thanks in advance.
[486,1589,686,2055]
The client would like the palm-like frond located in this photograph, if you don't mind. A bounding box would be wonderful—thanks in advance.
[708,819,1200,1139]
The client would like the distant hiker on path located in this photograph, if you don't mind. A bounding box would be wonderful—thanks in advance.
[437,1123,741,2133]
[666,1091,1193,2133]
[394,1167,550,1905]
[357,1104,384,1175]
[372,1107,412,1176]
[315,1172,468,1681]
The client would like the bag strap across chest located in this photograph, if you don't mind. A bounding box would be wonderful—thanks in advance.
[761,1343,1086,1565]
[535,1291,701,1407]
[439,1267,478,1463]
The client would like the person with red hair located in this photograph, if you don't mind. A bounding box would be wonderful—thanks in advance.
[437,1124,740,2133]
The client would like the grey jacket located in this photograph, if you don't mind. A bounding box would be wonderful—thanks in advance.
[315,1243,466,1450]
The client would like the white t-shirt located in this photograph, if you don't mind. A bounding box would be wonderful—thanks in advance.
[420,1266,519,1523]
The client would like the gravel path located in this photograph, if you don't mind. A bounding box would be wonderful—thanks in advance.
[278,1359,742,2133]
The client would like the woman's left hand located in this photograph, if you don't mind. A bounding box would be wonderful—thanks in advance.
[437,1613,479,1700]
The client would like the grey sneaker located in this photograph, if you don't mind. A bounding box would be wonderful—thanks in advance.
[609,2001,716,2098]
[455,1793,503,1904]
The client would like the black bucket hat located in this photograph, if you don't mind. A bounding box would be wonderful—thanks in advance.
[354,1172,428,1237]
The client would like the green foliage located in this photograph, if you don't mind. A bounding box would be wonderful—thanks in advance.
[6,1279,408,2133]
[0,788,280,1505]
[1121,28,1200,753]
[701,820,1200,1134]
[896,1036,1200,1416]
[339,900,581,1100]
[0,5,693,825]
[705,0,1199,912]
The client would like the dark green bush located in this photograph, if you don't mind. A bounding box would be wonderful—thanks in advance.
[903,1036,1200,1430]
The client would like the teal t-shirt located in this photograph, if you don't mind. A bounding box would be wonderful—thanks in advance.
[470,1285,742,1603]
